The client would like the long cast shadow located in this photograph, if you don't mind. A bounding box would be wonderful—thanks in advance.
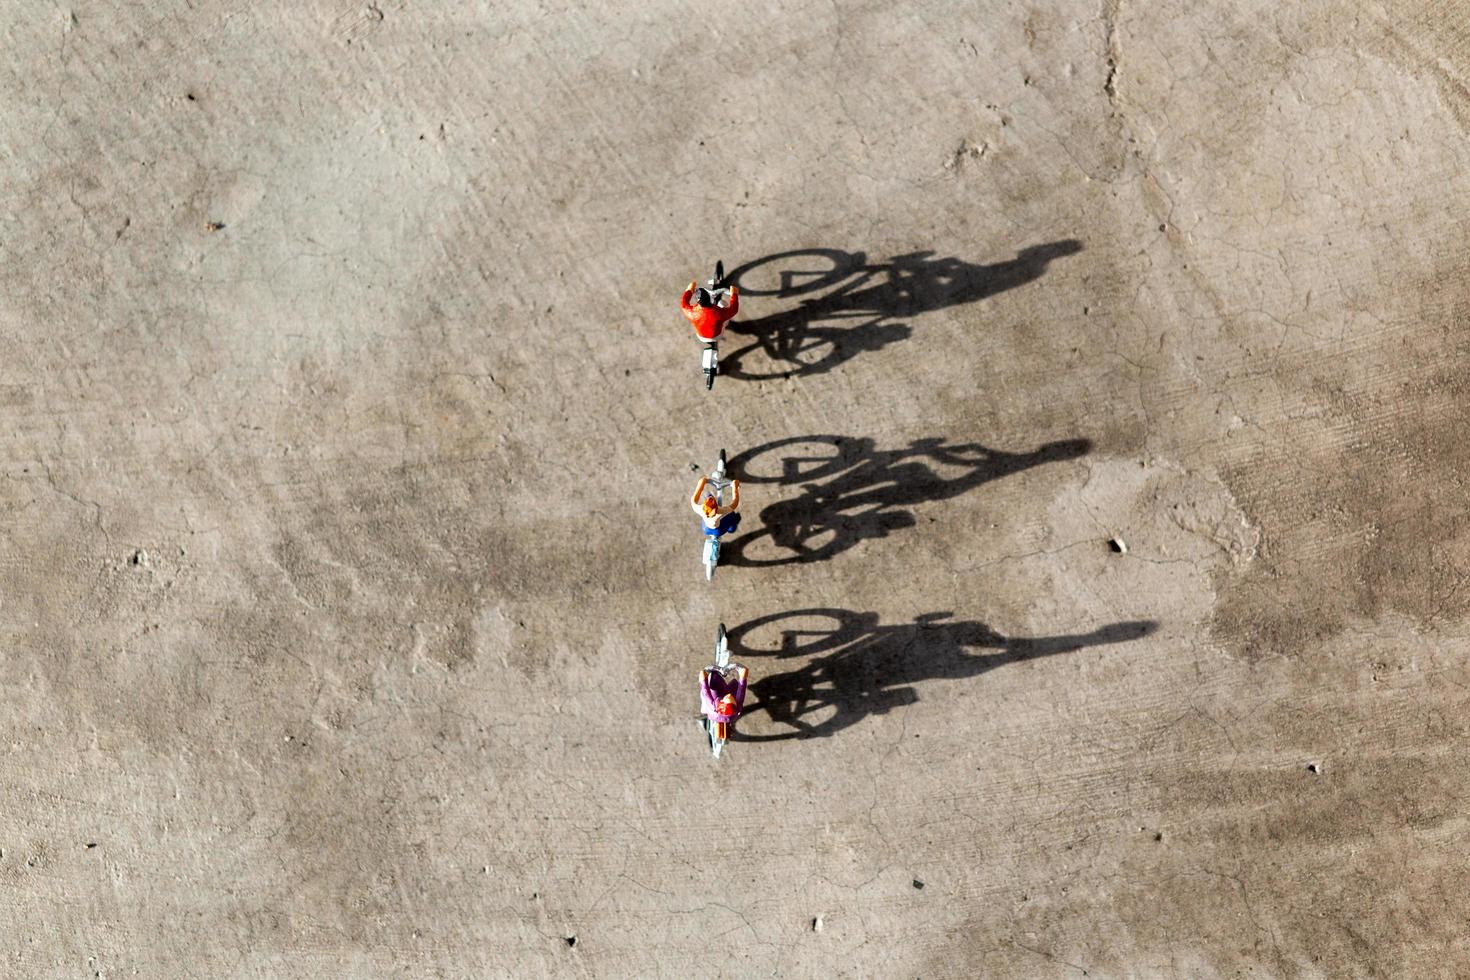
[721,435,1090,567]
[719,240,1083,380]
[727,609,1157,741]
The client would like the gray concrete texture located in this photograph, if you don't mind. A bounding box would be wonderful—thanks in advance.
[2,0,1468,975]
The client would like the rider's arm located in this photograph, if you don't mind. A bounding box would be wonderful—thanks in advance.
[729,479,740,512]
[699,669,717,712]
[719,285,739,319]
[680,281,696,312]
[690,477,709,513]
[733,667,749,704]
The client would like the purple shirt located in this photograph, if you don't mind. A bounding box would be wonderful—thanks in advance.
[700,667,748,723]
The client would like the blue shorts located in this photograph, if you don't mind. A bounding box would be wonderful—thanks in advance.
[702,512,741,537]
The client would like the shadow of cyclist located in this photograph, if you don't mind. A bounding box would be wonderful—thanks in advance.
[721,240,1082,380]
[720,435,1090,568]
[726,609,1156,741]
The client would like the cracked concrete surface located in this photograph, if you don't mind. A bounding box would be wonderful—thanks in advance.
[3,0,1469,975]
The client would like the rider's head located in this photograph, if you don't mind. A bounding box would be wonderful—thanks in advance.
[717,693,739,717]
[693,287,713,307]
[702,495,719,518]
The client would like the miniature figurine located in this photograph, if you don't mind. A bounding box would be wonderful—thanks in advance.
[700,624,748,759]
[682,261,739,389]
[691,449,741,581]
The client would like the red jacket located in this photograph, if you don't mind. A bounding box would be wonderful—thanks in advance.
[682,284,739,341]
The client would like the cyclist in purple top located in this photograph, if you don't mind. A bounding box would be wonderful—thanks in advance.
[700,663,749,725]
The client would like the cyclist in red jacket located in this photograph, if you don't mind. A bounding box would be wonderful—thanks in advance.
[681,280,740,341]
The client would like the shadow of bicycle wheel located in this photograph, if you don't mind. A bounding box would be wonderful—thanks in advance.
[719,241,1082,380]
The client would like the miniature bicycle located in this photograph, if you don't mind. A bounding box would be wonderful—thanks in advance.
[700,449,730,581]
[703,623,732,758]
[700,260,726,390]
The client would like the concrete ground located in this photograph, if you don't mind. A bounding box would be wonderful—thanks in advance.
[3,1,1469,976]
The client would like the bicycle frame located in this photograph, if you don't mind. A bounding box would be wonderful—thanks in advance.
[697,261,725,389]
[703,624,734,759]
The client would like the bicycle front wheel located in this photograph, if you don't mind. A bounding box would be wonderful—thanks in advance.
[715,623,729,667]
